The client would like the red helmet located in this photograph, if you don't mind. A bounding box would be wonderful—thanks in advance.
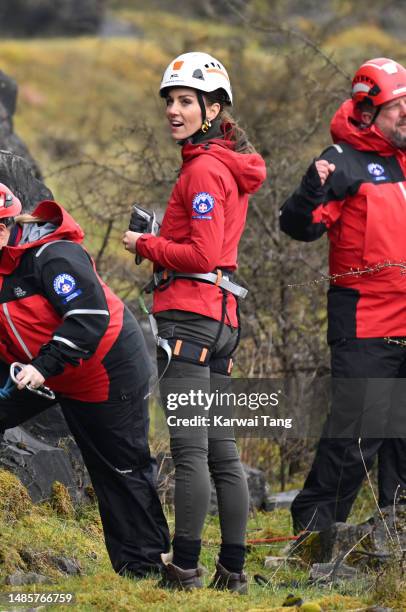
[0,183,22,220]
[352,58,406,107]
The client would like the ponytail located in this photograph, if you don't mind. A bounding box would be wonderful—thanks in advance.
[203,89,257,154]
[14,214,49,224]
[220,110,257,154]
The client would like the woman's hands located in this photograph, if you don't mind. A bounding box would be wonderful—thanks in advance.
[15,364,45,390]
[122,230,143,254]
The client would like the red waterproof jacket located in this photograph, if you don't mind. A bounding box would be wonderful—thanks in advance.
[280,99,406,340]
[136,139,266,327]
[0,201,151,402]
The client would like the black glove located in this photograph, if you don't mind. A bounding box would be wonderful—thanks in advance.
[129,208,149,233]
[301,159,325,196]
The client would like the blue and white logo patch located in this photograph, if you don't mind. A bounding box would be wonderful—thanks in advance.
[53,273,76,296]
[367,163,385,177]
[192,192,215,219]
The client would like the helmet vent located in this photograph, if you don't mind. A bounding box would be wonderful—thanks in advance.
[192,69,204,80]
[368,84,381,97]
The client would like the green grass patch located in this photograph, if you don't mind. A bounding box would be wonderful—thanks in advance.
[0,472,396,610]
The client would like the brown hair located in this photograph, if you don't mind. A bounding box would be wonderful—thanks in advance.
[14,214,49,224]
[204,89,257,154]
[355,99,375,114]
[353,98,378,128]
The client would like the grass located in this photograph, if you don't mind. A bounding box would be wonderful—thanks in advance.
[0,469,402,611]
[0,505,367,612]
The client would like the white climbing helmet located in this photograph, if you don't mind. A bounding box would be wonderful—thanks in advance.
[159,52,233,105]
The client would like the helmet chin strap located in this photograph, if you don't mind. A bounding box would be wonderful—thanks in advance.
[364,97,382,125]
[358,98,382,128]
[5,223,18,246]
[196,90,207,124]
[370,105,381,125]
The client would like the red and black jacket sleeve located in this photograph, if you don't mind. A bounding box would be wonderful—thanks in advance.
[279,145,353,242]
[30,241,110,378]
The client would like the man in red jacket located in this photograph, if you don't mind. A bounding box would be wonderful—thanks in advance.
[280,58,406,532]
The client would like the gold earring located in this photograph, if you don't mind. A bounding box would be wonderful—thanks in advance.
[201,118,211,133]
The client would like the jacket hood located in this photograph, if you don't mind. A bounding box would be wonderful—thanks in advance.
[182,139,267,194]
[330,98,397,155]
[0,200,84,274]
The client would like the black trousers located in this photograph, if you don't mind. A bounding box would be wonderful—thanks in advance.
[0,370,170,577]
[291,338,406,533]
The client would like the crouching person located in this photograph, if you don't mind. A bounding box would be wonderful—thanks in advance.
[0,184,170,577]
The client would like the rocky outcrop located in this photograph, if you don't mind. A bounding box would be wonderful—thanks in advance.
[5,551,81,585]
[0,70,48,186]
[0,69,53,210]
[291,506,406,586]
[0,1,106,37]
[1,422,92,505]
[0,150,53,211]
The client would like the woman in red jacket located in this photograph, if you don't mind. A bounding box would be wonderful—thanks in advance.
[123,52,266,591]
[0,186,169,577]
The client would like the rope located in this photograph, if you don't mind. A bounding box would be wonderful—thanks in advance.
[198,534,300,547]
[246,535,299,544]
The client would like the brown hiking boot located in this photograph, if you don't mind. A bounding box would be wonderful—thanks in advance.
[158,552,205,591]
[209,560,248,594]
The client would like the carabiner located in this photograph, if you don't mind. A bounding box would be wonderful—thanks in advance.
[10,362,56,401]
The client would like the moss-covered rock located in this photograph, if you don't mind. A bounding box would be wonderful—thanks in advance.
[0,469,32,523]
[50,481,75,519]
[0,542,25,574]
